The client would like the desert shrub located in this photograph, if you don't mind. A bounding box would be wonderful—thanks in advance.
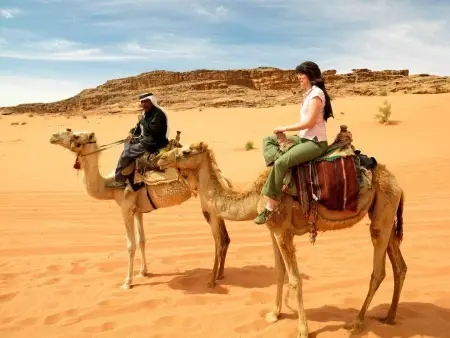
[374,100,392,124]
[245,141,254,151]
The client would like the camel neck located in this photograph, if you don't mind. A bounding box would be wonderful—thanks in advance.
[78,145,113,200]
[197,152,260,221]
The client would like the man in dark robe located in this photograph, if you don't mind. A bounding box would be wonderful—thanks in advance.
[106,92,169,189]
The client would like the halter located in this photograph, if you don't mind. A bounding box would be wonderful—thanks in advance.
[72,137,126,170]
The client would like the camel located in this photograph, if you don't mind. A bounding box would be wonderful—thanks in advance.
[49,128,231,290]
[156,140,406,338]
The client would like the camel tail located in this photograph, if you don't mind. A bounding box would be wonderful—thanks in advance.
[395,190,404,244]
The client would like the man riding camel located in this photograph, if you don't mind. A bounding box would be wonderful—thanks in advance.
[106,92,169,189]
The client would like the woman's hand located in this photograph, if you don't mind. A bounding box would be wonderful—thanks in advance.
[273,126,286,134]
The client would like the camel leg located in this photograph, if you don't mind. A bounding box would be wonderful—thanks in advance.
[346,198,395,334]
[217,218,231,280]
[378,232,407,324]
[121,205,136,290]
[135,211,148,277]
[274,231,308,338]
[202,210,222,288]
[265,231,286,324]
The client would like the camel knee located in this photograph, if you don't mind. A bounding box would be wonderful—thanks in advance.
[370,226,381,240]
[396,262,407,280]
[223,235,231,246]
[127,242,136,254]
[287,274,302,288]
[371,270,386,286]
[138,238,145,248]
[202,210,211,224]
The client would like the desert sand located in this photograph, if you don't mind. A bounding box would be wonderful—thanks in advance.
[1,93,450,338]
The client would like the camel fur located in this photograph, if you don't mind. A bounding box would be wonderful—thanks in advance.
[157,141,406,338]
[49,128,231,290]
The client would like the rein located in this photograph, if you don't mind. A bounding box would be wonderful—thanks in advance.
[73,138,126,170]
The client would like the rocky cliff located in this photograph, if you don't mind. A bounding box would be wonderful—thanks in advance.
[2,67,450,115]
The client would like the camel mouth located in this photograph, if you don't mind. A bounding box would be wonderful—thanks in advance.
[49,136,60,144]
[157,162,170,170]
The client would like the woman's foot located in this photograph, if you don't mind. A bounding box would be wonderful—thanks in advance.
[254,208,273,224]
[254,199,277,225]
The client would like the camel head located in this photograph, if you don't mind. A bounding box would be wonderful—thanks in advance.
[49,128,97,154]
[157,141,209,170]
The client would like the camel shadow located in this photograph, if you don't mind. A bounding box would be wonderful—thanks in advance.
[166,265,310,295]
[303,302,450,338]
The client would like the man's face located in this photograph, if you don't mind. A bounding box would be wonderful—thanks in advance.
[141,99,152,111]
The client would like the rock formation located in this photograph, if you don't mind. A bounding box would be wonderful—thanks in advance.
[1,67,449,115]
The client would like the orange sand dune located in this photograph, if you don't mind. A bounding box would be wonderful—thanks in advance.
[1,94,450,338]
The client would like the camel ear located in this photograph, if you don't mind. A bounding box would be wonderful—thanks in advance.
[66,128,72,132]
[198,142,208,152]
[88,132,95,141]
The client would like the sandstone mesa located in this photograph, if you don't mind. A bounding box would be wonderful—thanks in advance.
[1,67,450,116]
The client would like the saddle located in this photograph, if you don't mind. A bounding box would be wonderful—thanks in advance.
[277,125,377,243]
[121,131,184,185]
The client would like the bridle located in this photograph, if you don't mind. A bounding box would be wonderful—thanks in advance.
[67,130,126,170]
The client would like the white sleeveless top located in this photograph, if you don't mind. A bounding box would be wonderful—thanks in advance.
[298,85,327,142]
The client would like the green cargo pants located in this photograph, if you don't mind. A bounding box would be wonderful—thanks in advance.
[261,135,328,200]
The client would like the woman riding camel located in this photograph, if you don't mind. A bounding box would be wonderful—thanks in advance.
[254,61,334,224]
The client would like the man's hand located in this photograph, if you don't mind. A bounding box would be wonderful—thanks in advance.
[138,113,144,121]
[125,134,133,143]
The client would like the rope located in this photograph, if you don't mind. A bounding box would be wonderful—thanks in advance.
[80,139,127,157]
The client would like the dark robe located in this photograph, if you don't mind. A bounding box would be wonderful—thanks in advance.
[114,105,169,187]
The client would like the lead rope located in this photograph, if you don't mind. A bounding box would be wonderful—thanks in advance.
[73,139,127,171]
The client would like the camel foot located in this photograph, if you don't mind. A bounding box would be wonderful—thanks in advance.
[207,281,216,288]
[120,282,131,290]
[377,316,396,325]
[265,311,279,324]
[344,319,364,335]
[217,274,225,280]
[137,271,149,278]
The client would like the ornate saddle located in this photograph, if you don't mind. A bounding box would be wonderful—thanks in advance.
[121,131,184,185]
[276,125,377,243]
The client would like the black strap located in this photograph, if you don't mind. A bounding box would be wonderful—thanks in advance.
[145,187,158,210]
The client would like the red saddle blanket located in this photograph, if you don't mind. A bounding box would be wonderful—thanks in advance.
[293,156,359,213]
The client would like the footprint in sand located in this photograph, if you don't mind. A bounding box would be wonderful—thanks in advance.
[40,277,61,286]
[1,316,15,324]
[56,289,71,296]
[46,264,63,272]
[0,291,18,303]
[43,309,79,325]
[69,262,87,275]
[17,317,39,326]
[234,318,267,334]
[82,321,116,333]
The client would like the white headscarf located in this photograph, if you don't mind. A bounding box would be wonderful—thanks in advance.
[140,93,170,138]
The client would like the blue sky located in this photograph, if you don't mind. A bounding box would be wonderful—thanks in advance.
[1,0,450,106]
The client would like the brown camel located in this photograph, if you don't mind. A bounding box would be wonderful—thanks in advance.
[156,141,406,338]
[49,128,231,290]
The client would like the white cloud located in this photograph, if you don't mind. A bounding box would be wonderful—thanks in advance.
[0,36,146,61]
[0,8,22,19]
[332,19,450,75]
[0,75,95,107]
[193,4,229,20]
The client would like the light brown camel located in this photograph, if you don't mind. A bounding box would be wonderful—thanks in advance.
[49,128,231,290]
[156,141,406,338]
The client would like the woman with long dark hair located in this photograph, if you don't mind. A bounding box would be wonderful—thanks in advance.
[254,61,334,224]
